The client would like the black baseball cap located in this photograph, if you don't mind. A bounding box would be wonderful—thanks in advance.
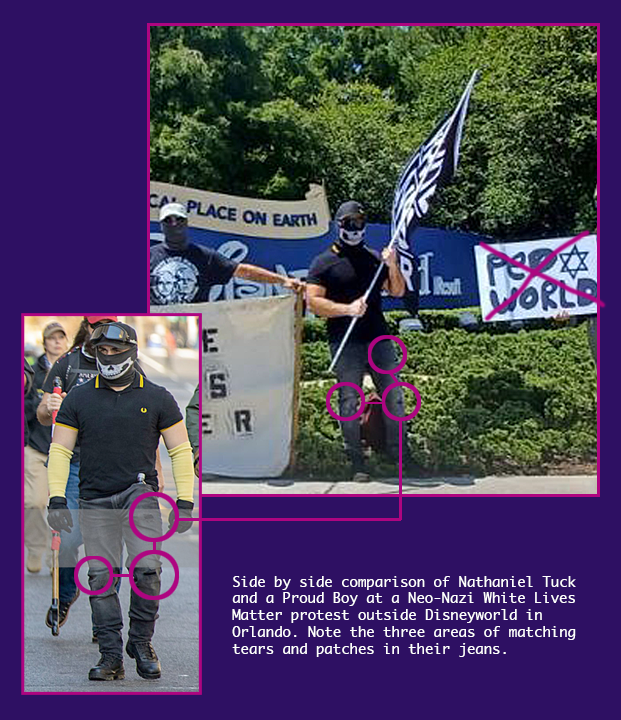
[335,201,365,223]
[91,321,138,349]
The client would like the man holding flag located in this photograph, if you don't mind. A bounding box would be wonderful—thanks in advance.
[306,201,411,482]
[308,71,478,483]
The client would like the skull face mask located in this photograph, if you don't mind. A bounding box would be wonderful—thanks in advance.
[335,201,367,247]
[338,218,366,246]
[96,346,138,387]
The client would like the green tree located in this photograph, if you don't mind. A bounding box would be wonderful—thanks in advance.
[410,26,597,237]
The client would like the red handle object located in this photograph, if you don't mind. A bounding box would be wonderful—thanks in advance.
[52,376,62,425]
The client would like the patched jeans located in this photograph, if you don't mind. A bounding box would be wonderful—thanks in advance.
[329,338,409,469]
[79,482,162,658]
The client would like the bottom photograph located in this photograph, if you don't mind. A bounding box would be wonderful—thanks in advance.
[23,314,200,694]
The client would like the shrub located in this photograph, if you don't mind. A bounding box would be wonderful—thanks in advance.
[296,316,597,476]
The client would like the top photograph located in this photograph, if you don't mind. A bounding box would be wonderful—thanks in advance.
[148,25,598,497]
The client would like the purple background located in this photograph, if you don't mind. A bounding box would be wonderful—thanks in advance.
[10,19,616,718]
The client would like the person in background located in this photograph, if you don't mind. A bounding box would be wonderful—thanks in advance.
[150,202,303,305]
[24,360,35,453]
[588,186,597,364]
[185,385,200,477]
[165,326,177,370]
[24,322,68,573]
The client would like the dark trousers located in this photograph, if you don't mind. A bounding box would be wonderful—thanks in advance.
[79,483,162,658]
[330,338,409,469]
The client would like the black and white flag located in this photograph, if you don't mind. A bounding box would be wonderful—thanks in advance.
[391,70,478,315]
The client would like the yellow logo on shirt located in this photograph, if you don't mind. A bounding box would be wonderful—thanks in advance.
[141,408,147,413]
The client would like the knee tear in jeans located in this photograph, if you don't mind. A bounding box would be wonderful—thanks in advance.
[89,571,112,592]
[134,568,160,589]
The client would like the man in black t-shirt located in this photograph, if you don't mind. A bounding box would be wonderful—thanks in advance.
[307,201,411,482]
[48,322,195,681]
[150,202,303,305]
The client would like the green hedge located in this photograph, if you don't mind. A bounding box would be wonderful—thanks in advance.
[296,318,597,477]
[302,309,588,344]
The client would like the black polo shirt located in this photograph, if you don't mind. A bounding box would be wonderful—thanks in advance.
[307,243,389,344]
[55,373,183,500]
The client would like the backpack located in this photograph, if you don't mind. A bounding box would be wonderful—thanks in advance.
[360,392,386,453]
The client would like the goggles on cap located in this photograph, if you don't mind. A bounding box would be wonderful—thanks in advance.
[91,324,137,345]
[340,216,366,232]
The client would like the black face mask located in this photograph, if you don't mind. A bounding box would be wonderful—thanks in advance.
[163,222,188,250]
[96,346,137,387]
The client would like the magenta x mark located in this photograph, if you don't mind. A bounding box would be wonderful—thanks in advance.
[481,230,604,321]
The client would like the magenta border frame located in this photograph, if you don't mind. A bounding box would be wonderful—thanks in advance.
[21,312,202,695]
[19,19,599,700]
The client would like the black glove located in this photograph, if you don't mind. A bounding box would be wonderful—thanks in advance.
[47,497,73,533]
[168,499,194,534]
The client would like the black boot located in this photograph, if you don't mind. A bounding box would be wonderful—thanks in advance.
[126,640,161,679]
[89,654,125,681]
[45,589,80,629]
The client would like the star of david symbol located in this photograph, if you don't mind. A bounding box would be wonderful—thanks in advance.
[559,245,589,280]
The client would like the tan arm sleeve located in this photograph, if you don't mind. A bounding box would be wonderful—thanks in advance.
[168,441,194,503]
[47,442,74,499]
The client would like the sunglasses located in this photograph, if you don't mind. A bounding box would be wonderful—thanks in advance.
[91,324,136,345]
[341,216,366,232]
[162,216,187,226]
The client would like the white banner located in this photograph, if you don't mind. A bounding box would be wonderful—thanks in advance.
[150,181,330,239]
[474,235,598,322]
[153,295,298,477]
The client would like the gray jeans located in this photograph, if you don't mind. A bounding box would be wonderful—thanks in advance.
[79,482,162,657]
[330,338,408,469]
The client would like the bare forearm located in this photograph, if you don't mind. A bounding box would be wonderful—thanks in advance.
[37,394,53,426]
[386,262,406,297]
[156,447,165,491]
[308,295,354,318]
[235,263,288,286]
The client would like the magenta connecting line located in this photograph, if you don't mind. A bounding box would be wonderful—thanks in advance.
[199,335,419,522]
[196,421,406,522]
[481,231,603,321]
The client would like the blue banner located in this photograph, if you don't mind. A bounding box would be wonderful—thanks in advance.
[150,222,483,311]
